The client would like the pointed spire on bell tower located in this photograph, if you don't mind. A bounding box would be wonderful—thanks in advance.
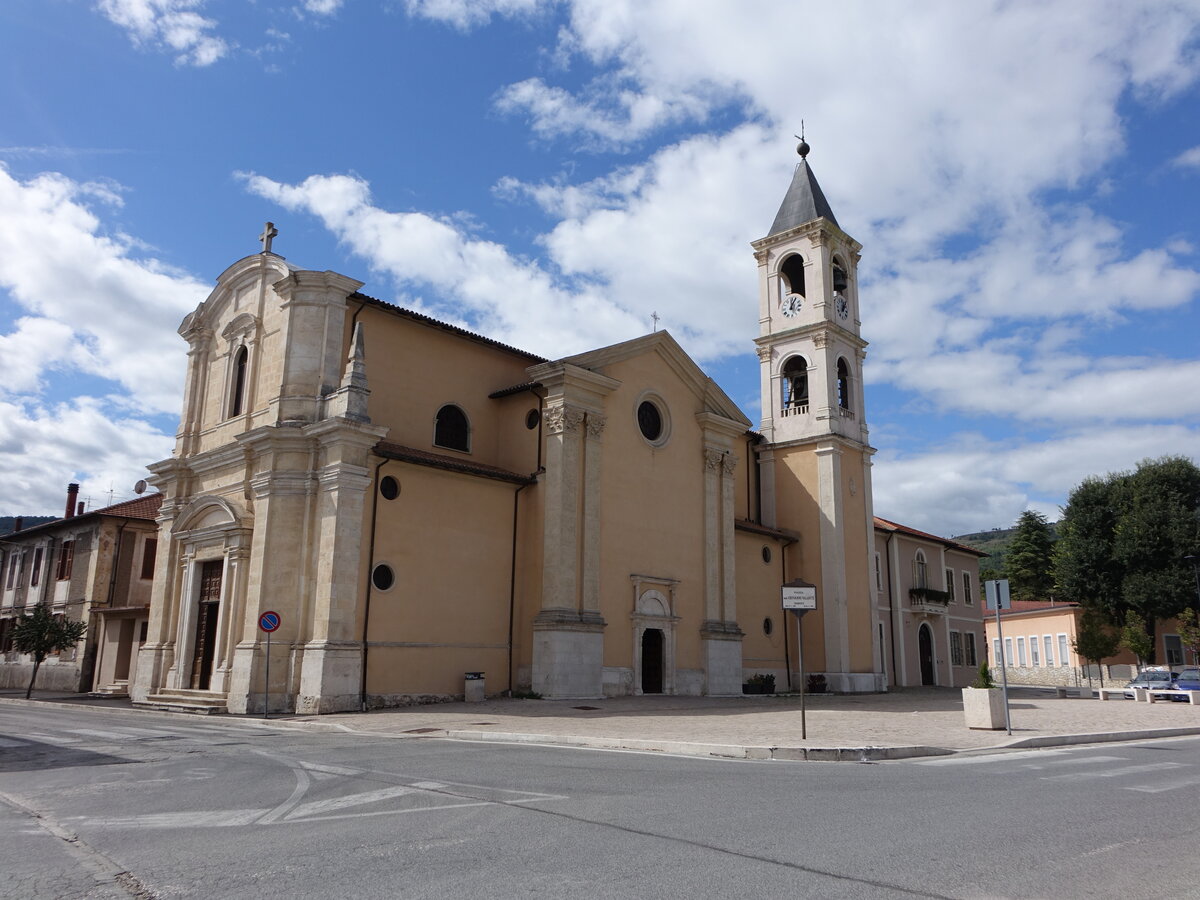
[767,132,839,235]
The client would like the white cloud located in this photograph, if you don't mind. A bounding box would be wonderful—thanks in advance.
[0,166,207,514]
[0,397,173,514]
[403,0,548,30]
[873,424,1200,537]
[299,0,344,15]
[96,0,229,66]
[239,170,645,357]
[1174,145,1200,169]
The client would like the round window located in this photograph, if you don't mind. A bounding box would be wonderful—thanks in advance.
[637,400,663,442]
[379,476,400,500]
[763,617,774,636]
[525,409,540,430]
[761,546,772,564]
[371,564,395,591]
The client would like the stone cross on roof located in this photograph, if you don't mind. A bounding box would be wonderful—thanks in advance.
[258,222,278,253]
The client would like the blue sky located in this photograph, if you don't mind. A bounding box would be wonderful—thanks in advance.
[2,0,1200,537]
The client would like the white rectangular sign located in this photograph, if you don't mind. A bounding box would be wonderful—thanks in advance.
[985,579,1012,610]
[782,586,817,610]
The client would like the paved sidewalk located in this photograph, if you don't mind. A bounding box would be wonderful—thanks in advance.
[5,685,1199,761]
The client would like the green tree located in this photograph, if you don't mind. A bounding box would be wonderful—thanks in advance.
[11,604,88,699]
[1120,612,1154,670]
[1072,609,1120,687]
[1177,608,1200,667]
[1007,510,1056,602]
[1055,457,1200,650]
[1054,475,1123,618]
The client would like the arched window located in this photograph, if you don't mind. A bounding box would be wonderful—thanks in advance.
[229,346,248,417]
[434,404,470,452]
[779,254,806,298]
[913,550,928,589]
[781,356,809,416]
[837,358,851,411]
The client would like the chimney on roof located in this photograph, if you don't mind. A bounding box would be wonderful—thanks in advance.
[65,483,79,519]
[77,502,85,516]
[13,516,22,532]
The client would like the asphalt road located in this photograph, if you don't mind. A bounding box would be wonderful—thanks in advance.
[1,704,1197,899]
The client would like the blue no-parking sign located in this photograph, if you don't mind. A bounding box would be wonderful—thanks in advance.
[259,610,281,632]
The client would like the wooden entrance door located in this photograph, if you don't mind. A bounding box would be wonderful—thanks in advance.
[919,624,935,686]
[190,560,222,690]
[641,628,664,694]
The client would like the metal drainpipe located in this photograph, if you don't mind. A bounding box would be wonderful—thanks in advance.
[780,536,797,690]
[107,520,130,606]
[360,456,392,712]
[885,531,898,687]
[507,391,545,695]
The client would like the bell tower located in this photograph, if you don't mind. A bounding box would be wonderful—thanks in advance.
[753,138,881,694]
[752,138,867,447]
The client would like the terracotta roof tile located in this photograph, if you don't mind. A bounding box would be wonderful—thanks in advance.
[874,516,989,557]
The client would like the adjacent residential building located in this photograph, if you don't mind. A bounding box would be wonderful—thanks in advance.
[873,517,987,688]
[984,602,1194,686]
[0,487,162,694]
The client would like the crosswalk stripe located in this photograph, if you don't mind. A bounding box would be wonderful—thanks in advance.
[1018,755,1127,770]
[68,728,148,740]
[914,748,1077,766]
[1042,762,1185,782]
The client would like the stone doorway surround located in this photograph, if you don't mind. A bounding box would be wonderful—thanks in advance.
[630,575,680,696]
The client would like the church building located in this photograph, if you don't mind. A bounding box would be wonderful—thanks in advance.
[132,143,926,714]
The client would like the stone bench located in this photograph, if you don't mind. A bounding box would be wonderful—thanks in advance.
[1145,689,1200,705]
[1095,687,1127,700]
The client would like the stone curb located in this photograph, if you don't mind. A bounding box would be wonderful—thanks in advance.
[5,696,1200,761]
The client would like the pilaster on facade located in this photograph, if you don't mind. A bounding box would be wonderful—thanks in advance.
[814,442,850,676]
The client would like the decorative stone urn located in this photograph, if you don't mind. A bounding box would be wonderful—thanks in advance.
[962,687,1005,730]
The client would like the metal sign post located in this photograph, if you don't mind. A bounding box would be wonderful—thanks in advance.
[984,580,1012,736]
[782,579,818,741]
[258,610,281,719]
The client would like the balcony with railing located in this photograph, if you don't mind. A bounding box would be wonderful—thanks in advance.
[909,586,952,615]
[781,400,809,418]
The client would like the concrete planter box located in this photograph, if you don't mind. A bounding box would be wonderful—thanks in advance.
[962,687,1005,730]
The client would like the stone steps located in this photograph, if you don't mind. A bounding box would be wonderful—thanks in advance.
[134,688,228,715]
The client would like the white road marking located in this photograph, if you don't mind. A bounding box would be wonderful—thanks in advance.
[1017,755,1127,770]
[913,748,1080,766]
[1124,775,1200,793]
[1042,762,1185,782]
[285,786,417,819]
[21,732,81,744]
[68,728,144,741]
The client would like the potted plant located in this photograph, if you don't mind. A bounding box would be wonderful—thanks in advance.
[807,673,827,694]
[742,673,776,695]
[962,662,1005,730]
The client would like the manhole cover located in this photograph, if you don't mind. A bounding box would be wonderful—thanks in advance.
[573,706,600,711]
[403,727,441,734]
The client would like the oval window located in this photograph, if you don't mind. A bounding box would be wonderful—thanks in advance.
[761,546,772,564]
[525,409,540,430]
[763,617,774,636]
[371,564,395,591]
[380,476,400,500]
[637,400,663,442]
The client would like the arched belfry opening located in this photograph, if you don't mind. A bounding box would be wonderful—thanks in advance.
[779,253,806,298]
[836,358,851,412]
[781,356,809,417]
[832,257,848,295]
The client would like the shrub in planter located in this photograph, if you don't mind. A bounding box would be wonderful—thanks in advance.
[963,662,1005,729]
[806,673,827,693]
[743,673,776,694]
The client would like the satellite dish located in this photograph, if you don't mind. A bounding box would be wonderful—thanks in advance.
[133,480,147,495]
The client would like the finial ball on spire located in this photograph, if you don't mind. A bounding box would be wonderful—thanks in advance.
[796,138,810,159]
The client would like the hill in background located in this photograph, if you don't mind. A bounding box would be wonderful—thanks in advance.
[953,522,1060,578]
[0,516,56,536]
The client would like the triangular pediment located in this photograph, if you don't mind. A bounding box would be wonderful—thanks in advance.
[547,331,750,428]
